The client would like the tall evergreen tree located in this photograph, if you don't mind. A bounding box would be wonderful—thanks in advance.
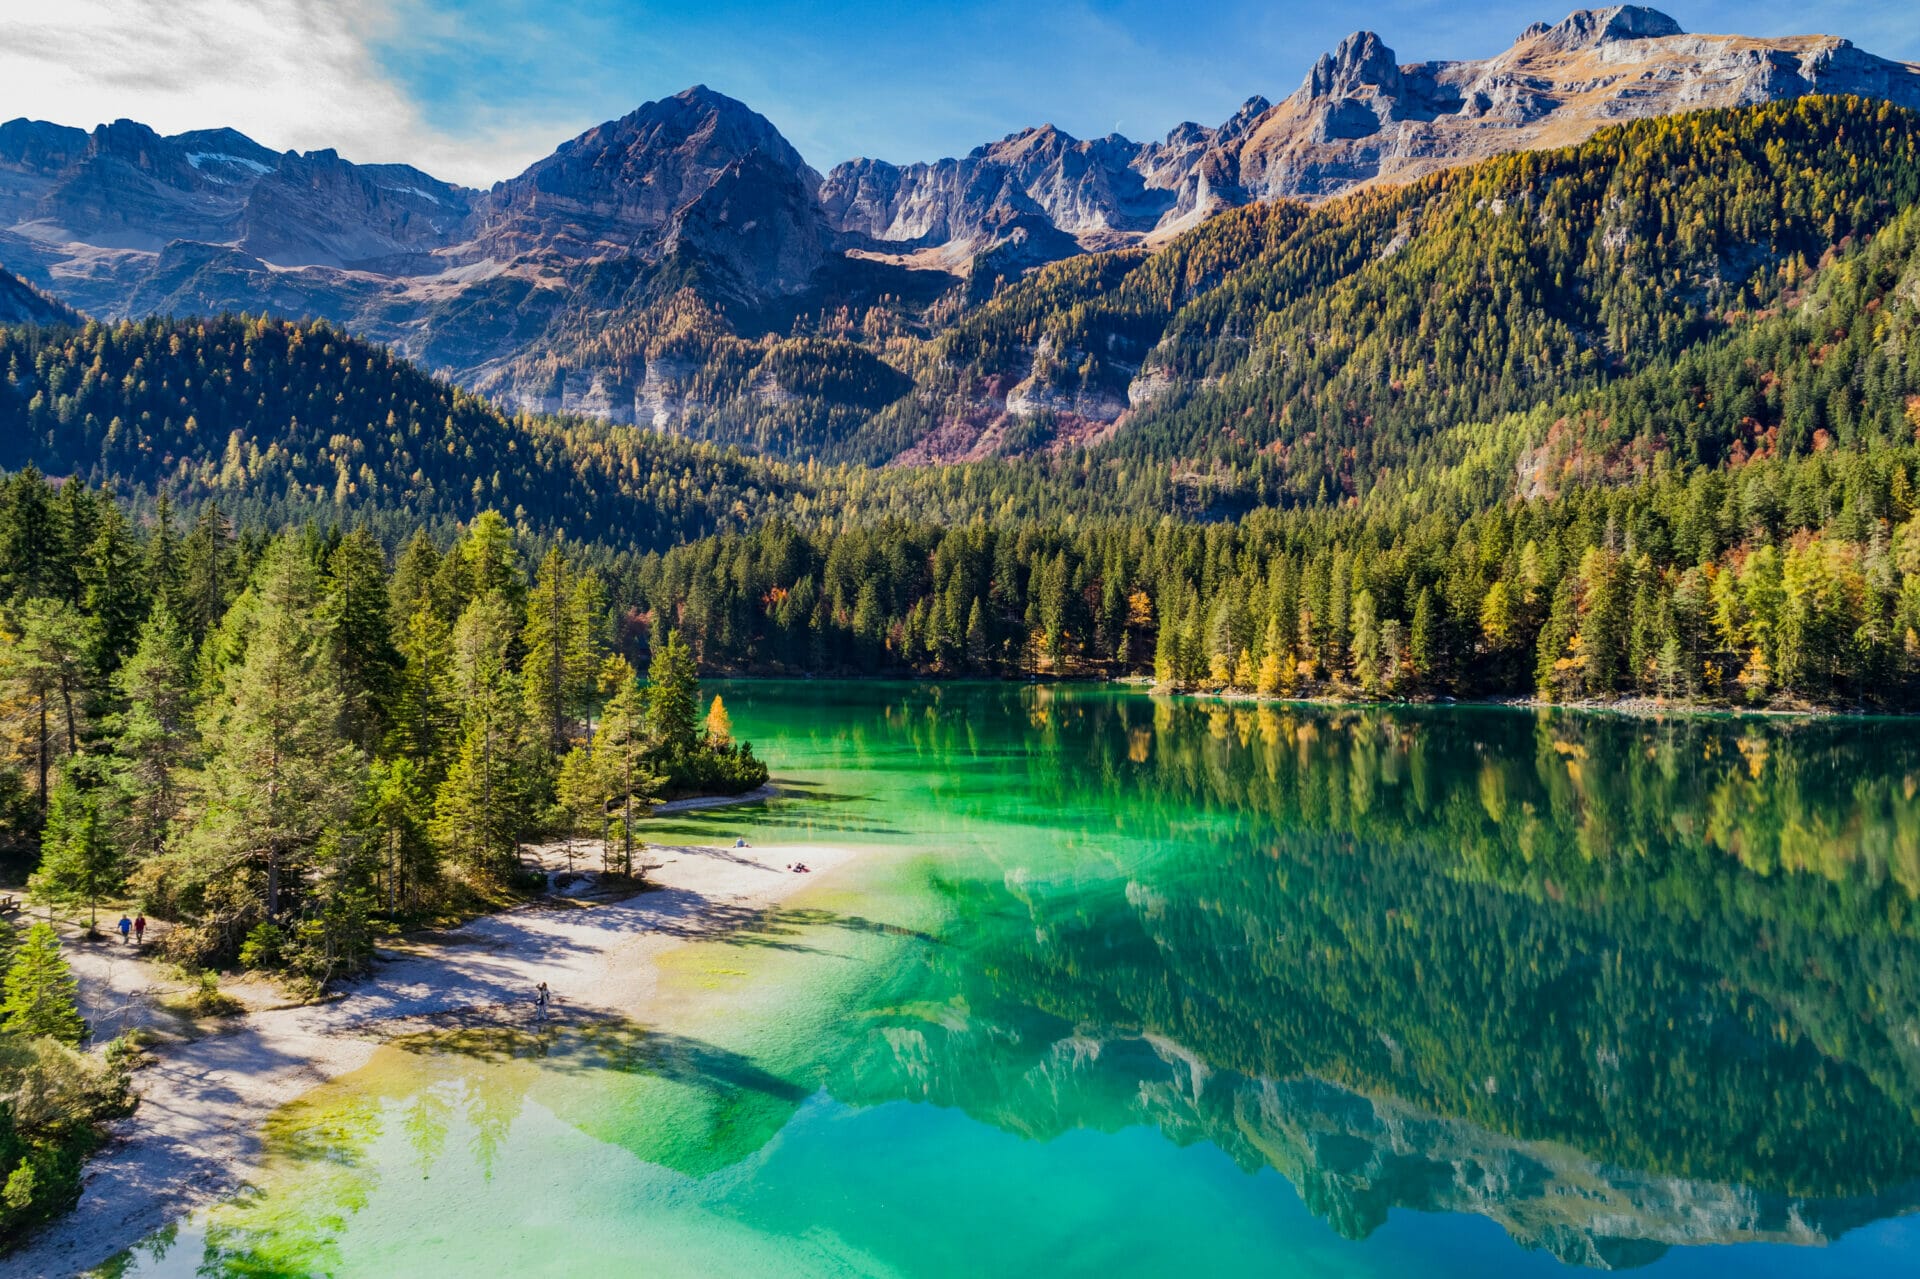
[0,466,63,603]
[646,630,700,755]
[0,598,90,811]
[111,609,195,863]
[323,529,401,750]
[432,592,538,881]
[1,923,86,1045]
[181,504,234,646]
[176,545,362,950]
[593,659,661,879]
[78,500,146,683]
[28,776,117,927]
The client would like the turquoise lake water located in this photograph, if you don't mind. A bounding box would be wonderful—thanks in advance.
[105,682,1920,1275]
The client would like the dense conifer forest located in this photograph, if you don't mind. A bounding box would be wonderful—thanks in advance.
[0,477,762,1239]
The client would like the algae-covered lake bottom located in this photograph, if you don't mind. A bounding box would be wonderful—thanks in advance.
[107,682,1920,1276]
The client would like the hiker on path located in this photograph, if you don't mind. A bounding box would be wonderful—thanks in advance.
[535,981,551,1020]
[117,915,132,944]
[133,914,146,946]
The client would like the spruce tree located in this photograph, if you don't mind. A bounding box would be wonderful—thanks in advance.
[181,504,234,646]
[593,660,662,879]
[433,592,538,882]
[185,544,361,936]
[79,500,147,682]
[389,605,456,782]
[0,598,90,810]
[143,494,184,624]
[323,529,400,750]
[366,756,432,915]
[554,746,608,875]
[2,923,87,1045]
[0,466,63,603]
[646,630,700,755]
[28,776,117,927]
[523,547,603,751]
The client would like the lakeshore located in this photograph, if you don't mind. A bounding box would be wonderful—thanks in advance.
[8,831,859,1278]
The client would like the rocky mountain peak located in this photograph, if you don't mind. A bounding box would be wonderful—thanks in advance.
[1304,31,1403,100]
[1225,96,1274,130]
[1530,5,1684,53]
[458,84,833,297]
[472,84,822,262]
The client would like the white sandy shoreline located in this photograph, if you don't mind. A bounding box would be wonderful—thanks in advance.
[9,837,862,1278]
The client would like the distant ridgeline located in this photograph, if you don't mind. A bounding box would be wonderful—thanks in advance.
[7,100,1920,707]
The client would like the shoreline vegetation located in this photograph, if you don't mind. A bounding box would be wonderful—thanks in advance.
[5,831,864,1277]
[1123,677,1853,720]
[0,495,769,1251]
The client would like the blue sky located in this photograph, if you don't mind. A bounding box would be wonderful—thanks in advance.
[2,1,1917,185]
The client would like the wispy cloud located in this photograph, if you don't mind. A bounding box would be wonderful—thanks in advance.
[0,0,565,185]
[2,0,1915,189]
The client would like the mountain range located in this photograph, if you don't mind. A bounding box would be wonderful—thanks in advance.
[3,5,1920,460]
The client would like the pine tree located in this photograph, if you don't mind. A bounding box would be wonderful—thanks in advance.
[29,776,117,927]
[323,529,400,751]
[594,660,663,879]
[182,545,362,942]
[110,609,195,862]
[433,708,537,883]
[1408,588,1439,691]
[1350,590,1382,694]
[143,494,185,625]
[461,511,522,608]
[388,529,444,627]
[2,923,87,1045]
[389,605,456,782]
[554,746,609,875]
[366,756,432,915]
[1536,578,1579,701]
[647,630,700,755]
[0,598,90,810]
[79,500,147,682]
[433,593,538,882]
[523,548,603,750]
[0,466,64,602]
[1153,589,1180,688]
[181,504,234,646]
[964,598,989,671]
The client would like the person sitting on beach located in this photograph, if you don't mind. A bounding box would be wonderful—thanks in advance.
[735,837,750,848]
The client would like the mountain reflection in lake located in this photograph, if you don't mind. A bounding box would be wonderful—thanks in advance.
[108,685,1920,1276]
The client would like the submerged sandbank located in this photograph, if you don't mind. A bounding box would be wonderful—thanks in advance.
[11,839,863,1278]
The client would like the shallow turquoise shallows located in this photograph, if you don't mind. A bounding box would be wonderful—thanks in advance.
[106,683,1920,1276]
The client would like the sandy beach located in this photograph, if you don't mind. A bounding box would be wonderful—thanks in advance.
[8,833,859,1278]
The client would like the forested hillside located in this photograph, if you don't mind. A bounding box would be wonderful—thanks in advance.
[641,189,1920,708]
[0,314,804,550]
[6,98,1920,728]
[863,98,1920,479]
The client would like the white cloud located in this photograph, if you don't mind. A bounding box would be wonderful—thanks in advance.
[0,0,558,186]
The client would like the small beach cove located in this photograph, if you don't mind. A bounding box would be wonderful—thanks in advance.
[9,807,862,1279]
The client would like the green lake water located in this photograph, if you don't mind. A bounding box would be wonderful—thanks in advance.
[105,682,1920,1275]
